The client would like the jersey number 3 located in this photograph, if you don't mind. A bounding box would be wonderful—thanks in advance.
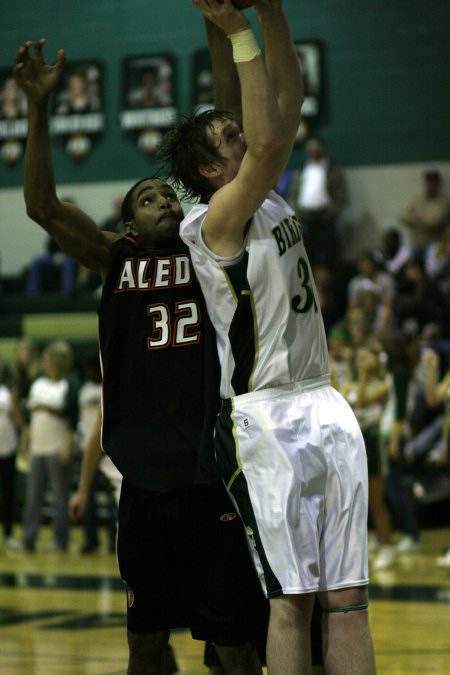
[291,256,318,314]
[147,301,200,349]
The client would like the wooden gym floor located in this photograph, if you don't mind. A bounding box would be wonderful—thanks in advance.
[1,526,449,674]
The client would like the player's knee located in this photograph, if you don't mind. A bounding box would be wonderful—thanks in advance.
[270,593,315,621]
[214,642,262,675]
[318,586,369,614]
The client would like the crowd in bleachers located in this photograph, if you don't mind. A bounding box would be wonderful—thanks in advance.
[0,338,117,555]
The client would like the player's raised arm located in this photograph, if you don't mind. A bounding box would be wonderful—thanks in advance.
[188,1,285,246]
[14,39,116,280]
[204,16,242,127]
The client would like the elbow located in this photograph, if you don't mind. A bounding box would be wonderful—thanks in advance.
[25,197,58,227]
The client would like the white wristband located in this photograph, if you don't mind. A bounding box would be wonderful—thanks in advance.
[228,28,262,63]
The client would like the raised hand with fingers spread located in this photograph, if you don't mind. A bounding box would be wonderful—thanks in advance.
[14,39,66,103]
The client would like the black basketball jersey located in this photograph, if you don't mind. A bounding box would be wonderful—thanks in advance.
[98,235,220,494]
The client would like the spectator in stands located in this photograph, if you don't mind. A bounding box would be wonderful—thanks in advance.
[380,331,422,555]
[82,195,126,293]
[100,194,126,235]
[421,346,450,567]
[328,322,353,389]
[336,345,396,569]
[289,136,348,270]
[400,169,450,263]
[347,251,395,335]
[20,340,79,552]
[0,359,20,549]
[25,234,79,295]
[11,338,39,435]
[311,263,346,333]
[376,227,413,280]
[424,223,450,334]
[392,259,443,335]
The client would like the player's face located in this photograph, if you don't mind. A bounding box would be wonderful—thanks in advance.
[208,117,247,184]
[130,179,183,246]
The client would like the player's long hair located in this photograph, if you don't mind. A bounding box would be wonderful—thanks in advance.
[158,110,234,203]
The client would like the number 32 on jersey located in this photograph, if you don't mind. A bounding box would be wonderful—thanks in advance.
[147,300,200,349]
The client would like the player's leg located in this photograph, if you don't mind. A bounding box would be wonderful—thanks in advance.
[189,483,267,675]
[318,586,376,675]
[266,592,315,675]
[213,642,262,675]
[117,480,181,675]
[127,628,170,675]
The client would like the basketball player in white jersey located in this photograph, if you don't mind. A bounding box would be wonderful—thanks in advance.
[161,1,376,673]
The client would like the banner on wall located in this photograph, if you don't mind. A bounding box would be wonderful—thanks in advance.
[49,59,105,161]
[120,54,177,155]
[0,69,28,165]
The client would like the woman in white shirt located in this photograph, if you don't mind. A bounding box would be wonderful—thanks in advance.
[21,341,78,552]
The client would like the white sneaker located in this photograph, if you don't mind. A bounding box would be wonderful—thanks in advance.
[436,549,450,568]
[373,546,396,570]
[396,535,419,554]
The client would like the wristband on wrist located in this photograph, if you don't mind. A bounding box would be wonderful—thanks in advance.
[228,28,262,63]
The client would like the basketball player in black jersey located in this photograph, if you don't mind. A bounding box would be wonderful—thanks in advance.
[14,39,268,675]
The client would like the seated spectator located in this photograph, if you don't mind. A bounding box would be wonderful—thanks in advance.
[424,224,450,333]
[25,235,78,294]
[400,169,450,263]
[392,259,444,335]
[347,251,395,335]
[376,227,413,279]
[100,194,125,235]
[336,345,396,569]
[311,263,346,333]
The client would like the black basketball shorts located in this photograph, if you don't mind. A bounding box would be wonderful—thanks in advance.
[117,479,269,645]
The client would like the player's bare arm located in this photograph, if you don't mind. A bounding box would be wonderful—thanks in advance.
[193,1,292,255]
[15,39,116,281]
[69,409,103,522]
[204,17,242,127]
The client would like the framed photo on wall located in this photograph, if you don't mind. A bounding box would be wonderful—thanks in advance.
[295,40,324,119]
[0,68,28,165]
[192,48,213,115]
[49,59,105,160]
[120,53,177,155]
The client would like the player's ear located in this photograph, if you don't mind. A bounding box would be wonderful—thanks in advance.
[124,220,138,235]
[199,163,222,179]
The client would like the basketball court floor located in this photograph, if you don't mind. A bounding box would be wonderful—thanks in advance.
[1,526,449,674]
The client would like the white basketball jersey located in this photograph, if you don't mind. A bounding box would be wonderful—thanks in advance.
[181,190,330,399]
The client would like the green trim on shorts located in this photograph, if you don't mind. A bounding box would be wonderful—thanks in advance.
[324,602,368,614]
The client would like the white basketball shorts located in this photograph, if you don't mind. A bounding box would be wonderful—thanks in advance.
[215,376,369,597]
